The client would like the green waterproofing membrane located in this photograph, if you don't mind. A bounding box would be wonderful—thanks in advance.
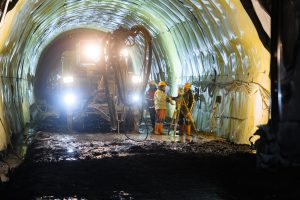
[0,0,270,151]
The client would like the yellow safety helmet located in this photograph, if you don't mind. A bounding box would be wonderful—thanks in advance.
[184,82,191,89]
[158,81,166,87]
[149,80,156,85]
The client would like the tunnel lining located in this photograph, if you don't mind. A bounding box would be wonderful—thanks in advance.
[0,0,270,152]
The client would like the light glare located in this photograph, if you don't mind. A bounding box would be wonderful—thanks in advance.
[63,76,74,83]
[64,93,76,106]
[67,148,74,153]
[121,49,129,57]
[84,44,101,62]
[132,75,142,83]
[132,94,140,102]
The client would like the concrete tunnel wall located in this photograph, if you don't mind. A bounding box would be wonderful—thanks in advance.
[0,0,270,151]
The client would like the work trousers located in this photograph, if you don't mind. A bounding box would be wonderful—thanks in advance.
[148,107,156,129]
[155,109,166,134]
[155,109,166,123]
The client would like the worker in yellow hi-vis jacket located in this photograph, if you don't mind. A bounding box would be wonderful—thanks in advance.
[154,81,171,135]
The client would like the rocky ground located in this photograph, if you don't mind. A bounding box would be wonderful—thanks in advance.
[0,130,300,200]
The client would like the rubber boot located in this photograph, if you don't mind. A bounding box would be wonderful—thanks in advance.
[154,123,160,135]
[186,124,191,136]
[158,123,164,135]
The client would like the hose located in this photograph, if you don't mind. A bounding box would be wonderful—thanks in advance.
[123,106,150,142]
[123,116,150,142]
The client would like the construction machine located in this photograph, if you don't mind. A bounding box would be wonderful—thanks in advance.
[42,26,152,132]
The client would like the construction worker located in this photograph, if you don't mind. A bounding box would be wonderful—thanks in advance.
[179,82,195,135]
[154,81,171,135]
[145,80,157,130]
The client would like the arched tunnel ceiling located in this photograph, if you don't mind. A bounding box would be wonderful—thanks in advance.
[0,0,270,151]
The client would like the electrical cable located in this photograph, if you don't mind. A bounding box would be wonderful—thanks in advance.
[123,106,150,142]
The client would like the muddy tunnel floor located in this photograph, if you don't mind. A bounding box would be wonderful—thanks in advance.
[1,132,300,200]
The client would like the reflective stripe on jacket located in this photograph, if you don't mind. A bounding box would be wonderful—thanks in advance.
[154,89,167,110]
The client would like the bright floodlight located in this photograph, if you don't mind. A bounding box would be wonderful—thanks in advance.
[132,75,142,83]
[132,94,140,102]
[120,48,129,57]
[63,76,74,84]
[64,93,76,106]
[84,44,101,62]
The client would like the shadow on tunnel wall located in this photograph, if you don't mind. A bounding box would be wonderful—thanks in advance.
[240,0,271,51]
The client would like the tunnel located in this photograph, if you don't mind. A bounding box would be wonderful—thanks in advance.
[0,0,270,148]
[0,0,300,199]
